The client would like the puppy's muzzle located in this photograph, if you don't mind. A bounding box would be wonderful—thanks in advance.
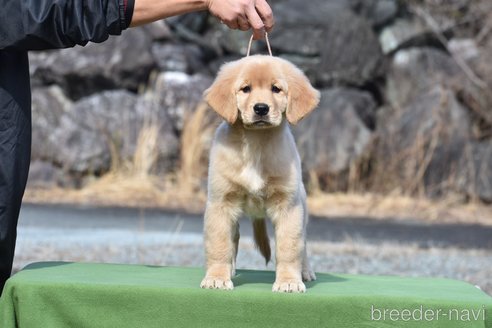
[253,103,269,116]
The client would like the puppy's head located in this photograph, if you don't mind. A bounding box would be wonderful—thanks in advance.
[204,55,320,128]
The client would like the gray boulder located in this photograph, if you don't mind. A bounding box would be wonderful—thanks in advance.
[349,0,399,28]
[375,85,471,194]
[293,88,376,177]
[379,18,430,54]
[448,38,480,62]
[31,86,73,161]
[32,73,209,176]
[53,90,140,173]
[270,0,386,86]
[386,47,463,108]
[272,0,349,29]
[378,14,453,54]
[30,27,155,100]
[262,0,341,57]
[26,160,67,189]
[166,12,209,34]
[315,10,385,86]
[151,42,205,74]
[149,72,213,133]
[456,142,492,202]
[142,20,173,41]
[457,37,492,138]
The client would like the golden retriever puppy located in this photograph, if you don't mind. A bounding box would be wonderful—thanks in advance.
[200,55,320,293]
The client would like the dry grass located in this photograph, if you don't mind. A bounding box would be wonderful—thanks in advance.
[176,102,218,194]
[307,192,492,225]
[24,171,207,213]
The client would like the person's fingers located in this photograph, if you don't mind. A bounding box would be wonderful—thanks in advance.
[245,4,265,40]
[255,0,274,33]
[237,16,251,31]
[224,18,239,30]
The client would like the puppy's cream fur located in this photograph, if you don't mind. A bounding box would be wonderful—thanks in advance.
[200,55,320,293]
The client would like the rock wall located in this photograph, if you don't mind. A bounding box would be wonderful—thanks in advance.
[28,0,492,202]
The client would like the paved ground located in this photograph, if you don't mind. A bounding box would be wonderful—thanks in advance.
[12,204,492,295]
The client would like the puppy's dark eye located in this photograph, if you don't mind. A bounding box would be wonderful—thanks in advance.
[241,86,251,93]
[272,85,281,93]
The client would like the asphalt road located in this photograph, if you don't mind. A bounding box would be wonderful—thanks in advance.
[18,203,492,249]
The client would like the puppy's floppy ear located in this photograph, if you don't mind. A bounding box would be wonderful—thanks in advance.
[204,61,240,124]
[282,61,320,125]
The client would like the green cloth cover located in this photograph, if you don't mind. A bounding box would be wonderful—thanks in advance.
[1,262,491,327]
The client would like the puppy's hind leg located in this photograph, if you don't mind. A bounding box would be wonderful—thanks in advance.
[302,241,316,282]
[232,222,239,277]
[301,201,316,282]
[200,201,240,290]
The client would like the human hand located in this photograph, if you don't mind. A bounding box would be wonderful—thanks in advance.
[206,0,274,40]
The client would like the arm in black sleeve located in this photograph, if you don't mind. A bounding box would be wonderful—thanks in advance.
[0,0,135,51]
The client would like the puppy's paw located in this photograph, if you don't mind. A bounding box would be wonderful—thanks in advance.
[200,276,234,290]
[272,280,306,293]
[302,269,316,282]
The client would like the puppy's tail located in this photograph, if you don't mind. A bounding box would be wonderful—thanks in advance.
[252,219,271,265]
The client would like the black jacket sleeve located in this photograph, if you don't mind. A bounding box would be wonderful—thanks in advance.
[0,0,134,51]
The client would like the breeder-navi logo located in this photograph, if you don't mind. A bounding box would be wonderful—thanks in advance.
[371,305,486,322]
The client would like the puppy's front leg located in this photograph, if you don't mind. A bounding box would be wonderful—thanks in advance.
[200,201,239,290]
[270,200,306,293]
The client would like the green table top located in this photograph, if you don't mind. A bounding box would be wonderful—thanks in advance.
[1,262,491,327]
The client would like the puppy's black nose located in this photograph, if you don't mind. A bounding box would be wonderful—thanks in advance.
[254,103,269,116]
